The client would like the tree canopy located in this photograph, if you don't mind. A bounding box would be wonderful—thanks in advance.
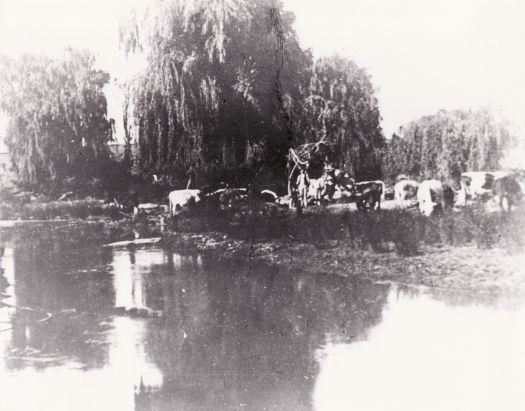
[292,56,384,180]
[120,0,307,185]
[0,48,113,191]
[120,0,384,187]
[383,109,514,181]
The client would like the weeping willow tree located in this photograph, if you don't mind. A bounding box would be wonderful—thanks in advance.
[292,56,385,180]
[120,0,309,186]
[0,48,113,191]
[383,109,514,180]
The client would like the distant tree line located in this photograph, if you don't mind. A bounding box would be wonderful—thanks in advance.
[382,109,514,181]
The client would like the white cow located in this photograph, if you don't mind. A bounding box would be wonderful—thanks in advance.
[168,189,202,215]
[417,180,452,216]
[394,179,419,201]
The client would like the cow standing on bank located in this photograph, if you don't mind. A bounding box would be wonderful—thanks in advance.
[168,189,202,215]
[394,179,419,201]
[417,180,454,216]
[492,176,522,211]
[354,181,384,211]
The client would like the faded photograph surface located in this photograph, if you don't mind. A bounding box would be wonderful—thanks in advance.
[1,1,525,410]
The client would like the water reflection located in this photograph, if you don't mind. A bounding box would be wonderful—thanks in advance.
[314,288,525,411]
[0,227,523,410]
[133,256,389,410]
[0,227,391,410]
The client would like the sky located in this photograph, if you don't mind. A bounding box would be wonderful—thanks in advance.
[1,0,524,157]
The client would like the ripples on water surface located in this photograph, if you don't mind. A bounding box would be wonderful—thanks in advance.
[0,224,524,411]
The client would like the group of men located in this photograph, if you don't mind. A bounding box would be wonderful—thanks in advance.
[293,160,523,216]
[294,161,384,211]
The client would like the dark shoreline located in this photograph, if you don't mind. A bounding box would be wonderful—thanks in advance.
[1,199,524,302]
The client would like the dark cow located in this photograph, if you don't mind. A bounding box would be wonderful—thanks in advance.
[334,169,354,192]
[208,188,248,209]
[492,176,522,211]
[461,171,510,200]
[260,190,279,203]
[353,181,383,211]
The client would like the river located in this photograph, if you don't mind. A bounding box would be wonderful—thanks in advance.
[0,224,524,411]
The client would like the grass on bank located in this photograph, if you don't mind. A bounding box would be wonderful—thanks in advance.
[1,188,524,257]
[170,201,525,256]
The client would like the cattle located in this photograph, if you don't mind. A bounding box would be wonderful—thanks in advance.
[276,194,291,207]
[133,203,165,215]
[211,187,248,196]
[333,174,356,203]
[168,189,202,215]
[260,190,279,203]
[448,176,473,208]
[461,171,511,200]
[334,169,354,193]
[332,187,354,202]
[307,178,324,205]
[417,180,454,216]
[308,174,335,205]
[208,188,248,209]
[492,175,522,211]
[353,181,383,211]
[394,179,419,201]
[355,180,386,201]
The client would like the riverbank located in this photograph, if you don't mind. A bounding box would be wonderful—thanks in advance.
[159,230,525,301]
[1,195,524,301]
[159,203,525,301]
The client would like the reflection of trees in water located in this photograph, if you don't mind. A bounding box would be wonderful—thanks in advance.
[393,282,509,308]
[0,246,12,298]
[1,233,115,370]
[0,231,391,410]
[136,260,390,410]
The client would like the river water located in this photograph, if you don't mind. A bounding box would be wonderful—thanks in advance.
[0,224,524,411]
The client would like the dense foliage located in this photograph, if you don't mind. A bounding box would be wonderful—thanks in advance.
[120,0,384,187]
[292,56,384,180]
[0,48,114,191]
[383,109,513,181]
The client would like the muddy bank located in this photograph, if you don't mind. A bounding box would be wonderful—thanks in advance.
[160,228,525,300]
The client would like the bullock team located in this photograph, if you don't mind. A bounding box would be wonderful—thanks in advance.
[399,171,523,216]
[292,163,385,211]
[166,168,523,217]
